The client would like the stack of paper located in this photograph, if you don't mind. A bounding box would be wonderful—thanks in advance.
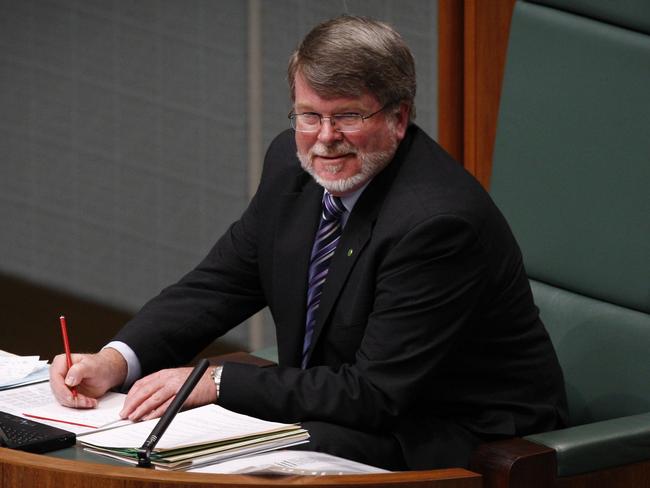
[77,404,309,470]
[0,353,49,390]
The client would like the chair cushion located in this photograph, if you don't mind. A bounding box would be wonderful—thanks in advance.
[532,280,650,426]
[526,411,650,476]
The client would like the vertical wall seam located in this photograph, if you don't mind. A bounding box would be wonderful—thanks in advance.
[247,0,264,351]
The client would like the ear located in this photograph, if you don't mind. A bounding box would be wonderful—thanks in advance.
[391,101,411,140]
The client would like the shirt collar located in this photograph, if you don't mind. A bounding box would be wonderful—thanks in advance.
[323,181,370,227]
[324,181,371,214]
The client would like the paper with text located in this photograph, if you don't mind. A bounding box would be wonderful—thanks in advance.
[0,381,53,415]
[23,391,131,434]
[78,404,302,450]
[0,354,49,389]
[190,449,388,475]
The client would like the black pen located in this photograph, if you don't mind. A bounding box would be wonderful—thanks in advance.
[136,358,210,467]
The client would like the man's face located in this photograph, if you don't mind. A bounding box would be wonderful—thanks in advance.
[293,74,409,196]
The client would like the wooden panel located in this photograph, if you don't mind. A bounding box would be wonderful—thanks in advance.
[438,0,465,164]
[0,447,483,488]
[556,459,650,488]
[463,0,515,189]
[470,438,557,488]
[438,0,515,189]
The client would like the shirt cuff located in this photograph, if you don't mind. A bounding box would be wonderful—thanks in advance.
[103,341,141,391]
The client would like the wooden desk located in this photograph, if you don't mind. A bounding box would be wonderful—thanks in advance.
[0,447,481,488]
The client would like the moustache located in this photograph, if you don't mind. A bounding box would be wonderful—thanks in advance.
[309,142,357,159]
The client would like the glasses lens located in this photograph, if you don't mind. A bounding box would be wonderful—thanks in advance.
[295,114,320,131]
[334,115,362,132]
[289,113,365,132]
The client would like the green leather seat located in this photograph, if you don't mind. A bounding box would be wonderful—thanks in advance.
[489,0,650,478]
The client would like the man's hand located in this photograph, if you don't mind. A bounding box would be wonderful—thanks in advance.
[49,347,128,408]
[119,367,217,421]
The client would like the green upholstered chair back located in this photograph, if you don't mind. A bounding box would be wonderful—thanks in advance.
[490,0,650,427]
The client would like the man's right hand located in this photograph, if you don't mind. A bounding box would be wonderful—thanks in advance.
[49,347,128,408]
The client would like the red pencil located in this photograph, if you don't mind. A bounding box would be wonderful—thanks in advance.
[59,315,77,398]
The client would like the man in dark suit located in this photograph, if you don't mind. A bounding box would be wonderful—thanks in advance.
[50,16,567,470]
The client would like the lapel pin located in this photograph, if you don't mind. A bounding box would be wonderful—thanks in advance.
[347,248,354,257]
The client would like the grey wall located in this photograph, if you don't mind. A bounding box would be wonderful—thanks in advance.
[0,0,437,350]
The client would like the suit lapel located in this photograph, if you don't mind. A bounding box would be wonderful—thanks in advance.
[273,179,322,367]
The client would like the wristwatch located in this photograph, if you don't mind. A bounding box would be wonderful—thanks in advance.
[210,365,223,400]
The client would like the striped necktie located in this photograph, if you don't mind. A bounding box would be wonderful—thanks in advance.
[302,192,346,368]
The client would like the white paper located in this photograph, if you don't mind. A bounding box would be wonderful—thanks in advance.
[0,381,53,415]
[23,391,131,434]
[0,355,49,389]
[85,435,309,470]
[78,404,303,450]
[0,355,44,378]
[189,449,389,475]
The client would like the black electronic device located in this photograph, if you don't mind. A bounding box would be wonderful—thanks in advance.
[0,410,76,453]
[136,358,210,467]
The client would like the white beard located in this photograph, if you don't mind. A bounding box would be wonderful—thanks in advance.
[297,139,398,194]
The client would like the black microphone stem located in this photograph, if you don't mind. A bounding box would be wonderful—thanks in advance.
[136,358,210,467]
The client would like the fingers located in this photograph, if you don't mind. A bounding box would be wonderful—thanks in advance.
[121,369,185,421]
[120,376,161,420]
[49,354,72,404]
[49,354,99,408]
[119,366,217,422]
[142,397,173,421]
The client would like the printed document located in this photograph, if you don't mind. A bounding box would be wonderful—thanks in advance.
[24,391,130,434]
[77,404,309,469]
[190,449,389,475]
[0,381,130,435]
[0,354,49,389]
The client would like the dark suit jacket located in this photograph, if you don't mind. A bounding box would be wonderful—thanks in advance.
[115,125,567,469]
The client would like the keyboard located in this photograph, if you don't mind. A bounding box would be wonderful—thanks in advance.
[0,410,76,453]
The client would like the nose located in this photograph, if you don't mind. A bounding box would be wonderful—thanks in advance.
[317,118,343,144]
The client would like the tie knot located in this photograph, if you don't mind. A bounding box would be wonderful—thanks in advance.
[322,193,345,222]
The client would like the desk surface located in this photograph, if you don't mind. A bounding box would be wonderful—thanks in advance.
[0,446,482,488]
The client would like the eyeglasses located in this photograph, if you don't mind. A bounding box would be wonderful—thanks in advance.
[288,103,392,133]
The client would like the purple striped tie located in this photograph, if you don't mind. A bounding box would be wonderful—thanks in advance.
[302,192,346,368]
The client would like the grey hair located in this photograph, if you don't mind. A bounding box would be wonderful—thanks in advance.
[288,16,417,120]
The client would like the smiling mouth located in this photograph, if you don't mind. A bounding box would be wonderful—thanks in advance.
[314,152,353,161]
[314,154,351,173]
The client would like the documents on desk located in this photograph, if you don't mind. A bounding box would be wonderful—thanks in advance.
[190,449,389,475]
[1,351,374,473]
[0,382,53,418]
[0,381,130,435]
[77,404,309,470]
[5,382,309,470]
[0,352,49,390]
